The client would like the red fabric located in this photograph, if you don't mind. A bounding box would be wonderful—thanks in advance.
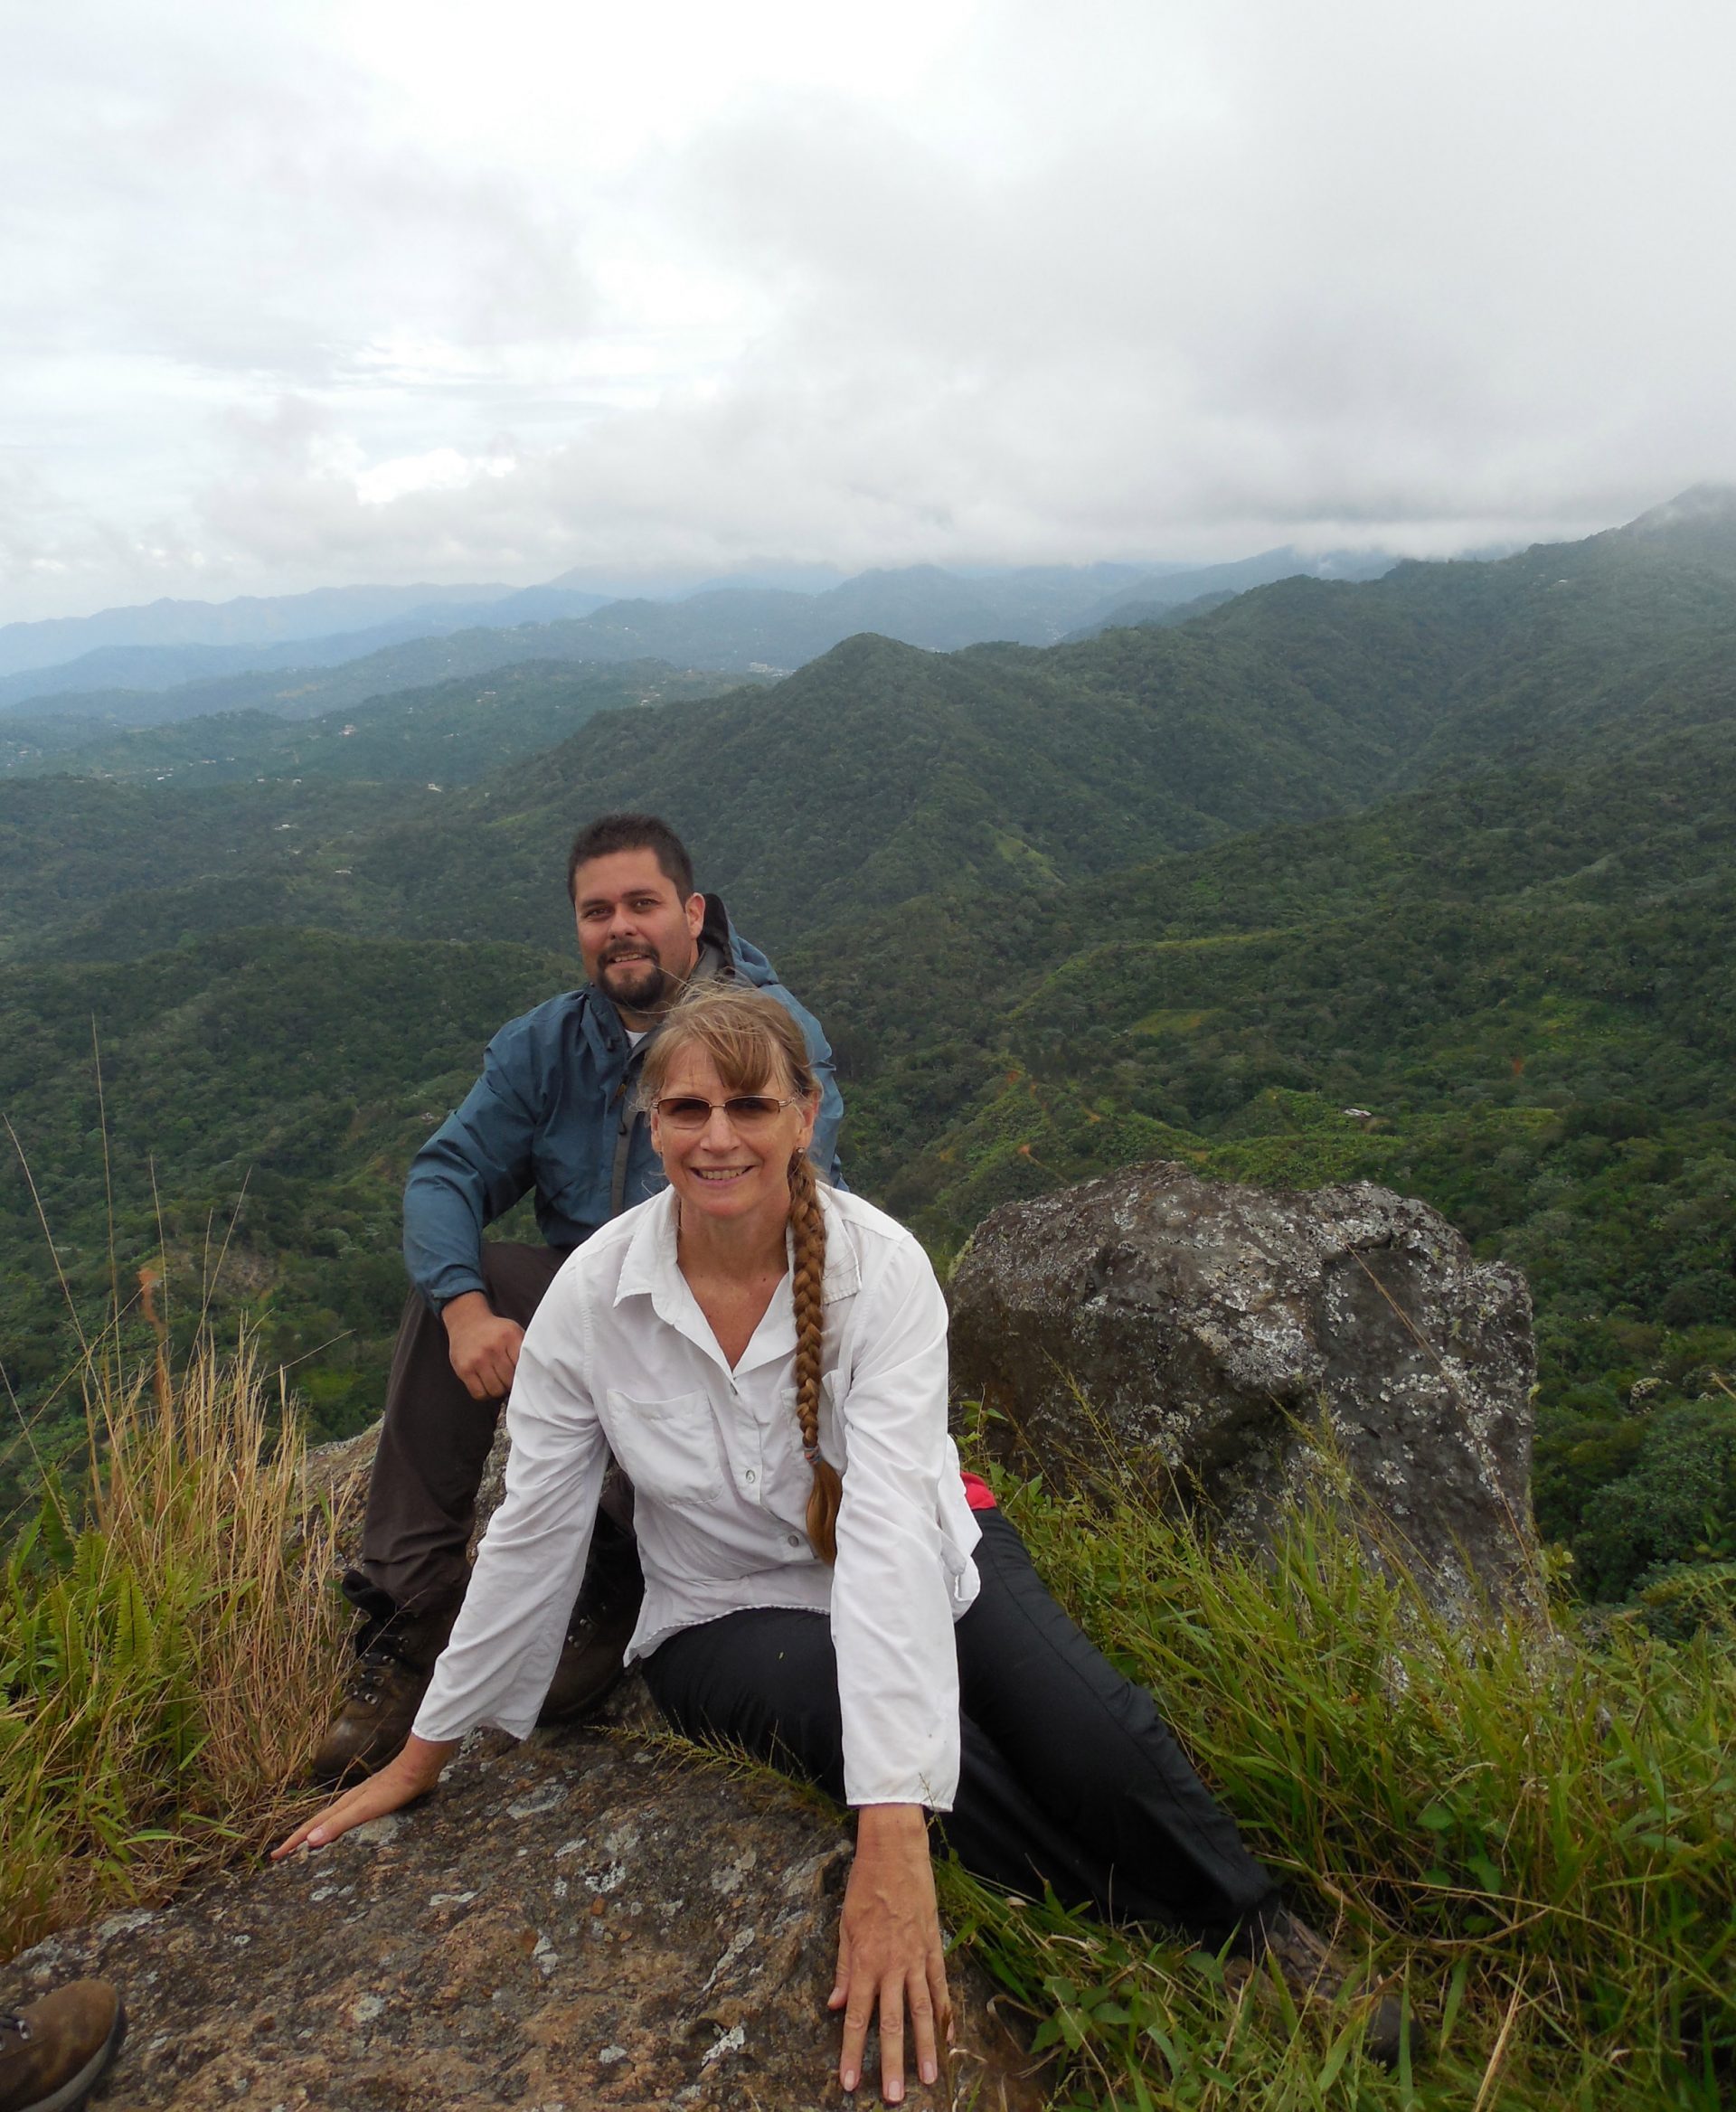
[959,1469,997,1512]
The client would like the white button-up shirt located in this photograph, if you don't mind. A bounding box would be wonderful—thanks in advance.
[413,1184,982,1809]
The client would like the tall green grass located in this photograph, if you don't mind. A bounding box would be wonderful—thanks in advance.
[938,1463,1736,2108]
[0,1323,343,1958]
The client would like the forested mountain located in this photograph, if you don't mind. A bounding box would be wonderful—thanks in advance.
[3,490,1734,1608]
[15,494,1736,963]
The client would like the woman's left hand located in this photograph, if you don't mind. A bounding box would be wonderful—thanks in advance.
[829,1802,952,2103]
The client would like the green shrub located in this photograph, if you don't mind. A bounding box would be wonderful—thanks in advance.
[1572,1399,1736,1600]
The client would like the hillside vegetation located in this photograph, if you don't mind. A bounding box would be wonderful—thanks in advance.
[3,493,1735,1614]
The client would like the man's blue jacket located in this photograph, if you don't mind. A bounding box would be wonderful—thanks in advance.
[403,897,844,1312]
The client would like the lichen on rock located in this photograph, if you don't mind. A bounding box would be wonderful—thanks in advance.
[3,1699,1041,2110]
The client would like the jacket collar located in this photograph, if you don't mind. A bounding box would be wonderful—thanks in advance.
[580,915,732,1066]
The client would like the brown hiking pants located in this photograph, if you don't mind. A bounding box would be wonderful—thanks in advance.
[347,1241,637,1619]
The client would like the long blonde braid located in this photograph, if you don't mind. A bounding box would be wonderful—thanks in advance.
[788,1147,842,1563]
[636,981,840,1563]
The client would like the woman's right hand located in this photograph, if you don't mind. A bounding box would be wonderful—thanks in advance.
[271,1733,458,1860]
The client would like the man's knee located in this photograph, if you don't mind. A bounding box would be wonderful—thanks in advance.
[477,1240,570,1322]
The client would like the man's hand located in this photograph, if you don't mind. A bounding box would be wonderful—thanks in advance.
[442,1292,524,1400]
[829,1803,952,2104]
[270,1734,457,1860]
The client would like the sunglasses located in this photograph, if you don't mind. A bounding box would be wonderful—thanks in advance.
[654,1094,800,1132]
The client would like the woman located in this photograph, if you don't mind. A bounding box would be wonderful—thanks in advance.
[277,985,1403,2094]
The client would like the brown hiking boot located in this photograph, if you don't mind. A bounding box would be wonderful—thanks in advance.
[538,1513,645,1728]
[537,1580,642,1726]
[1235,1908,1420,2071]
[310,1602,458,1786]
[0,1980,126,2112]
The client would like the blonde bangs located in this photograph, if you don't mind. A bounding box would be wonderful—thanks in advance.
[637,984,816,1108]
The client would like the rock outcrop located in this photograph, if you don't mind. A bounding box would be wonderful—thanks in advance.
[948,1163,1540,1615]
[4,1688,1040,2111]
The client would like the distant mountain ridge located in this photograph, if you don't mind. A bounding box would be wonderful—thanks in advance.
[0,658,754,786]
[0,587,618,712]
[14,487,1736,969]
[0,561,1163,693]
[14,490,1727,717]
[0,561,1170,727]
[1063,545,1404,639]
[0,580,517,680]
[2,551,1412,719]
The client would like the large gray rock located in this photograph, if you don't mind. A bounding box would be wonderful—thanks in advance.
[3,1702,1040,2112]
[948,1162,1541,1616]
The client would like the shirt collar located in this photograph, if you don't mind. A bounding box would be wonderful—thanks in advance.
[615,1187,682,1311]
[613,1184,862,1322]
[814,1186,862,1304]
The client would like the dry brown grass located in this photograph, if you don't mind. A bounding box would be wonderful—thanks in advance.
[1,1315,345,1958]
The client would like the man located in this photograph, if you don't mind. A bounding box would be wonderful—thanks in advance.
[314,812,843,1780]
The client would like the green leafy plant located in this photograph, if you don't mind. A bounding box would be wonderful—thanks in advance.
[933,1454,1736,2108]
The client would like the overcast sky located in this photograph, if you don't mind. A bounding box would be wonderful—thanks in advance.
[5,0,1734,621]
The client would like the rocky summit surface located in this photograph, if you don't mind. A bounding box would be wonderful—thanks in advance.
[949,1163,1540,1616]
[3,1695,1041,2112]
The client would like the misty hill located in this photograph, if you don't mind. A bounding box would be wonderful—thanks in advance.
[0,580,515,682]
[1064,545,1402,638]
[1,563,1171,727]
[0,588,619,713]
[1608,480,1736,573]
[0,660,752,787]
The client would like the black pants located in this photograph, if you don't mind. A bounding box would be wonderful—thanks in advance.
[642,1507,1278,1944]
[346,1242,637,1622]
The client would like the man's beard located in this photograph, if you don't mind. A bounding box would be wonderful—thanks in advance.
[600,950,676,1013]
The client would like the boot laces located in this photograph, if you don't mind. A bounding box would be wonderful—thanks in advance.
[0,2013,29,2046]
[344,1641,406,1703]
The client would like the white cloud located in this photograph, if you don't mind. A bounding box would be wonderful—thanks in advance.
[354,448,518,507]
[4,0,1735,617]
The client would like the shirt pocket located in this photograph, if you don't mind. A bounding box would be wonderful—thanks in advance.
[603,1388,723,1504]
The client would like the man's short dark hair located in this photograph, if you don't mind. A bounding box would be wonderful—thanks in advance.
[566,813,696,904]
